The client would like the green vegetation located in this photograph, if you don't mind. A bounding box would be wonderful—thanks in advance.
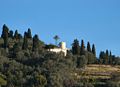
[72,39,80,55]
[0,24,120,87]
[0,74,7,87]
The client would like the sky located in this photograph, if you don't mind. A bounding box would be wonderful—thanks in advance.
[0,0,120,57]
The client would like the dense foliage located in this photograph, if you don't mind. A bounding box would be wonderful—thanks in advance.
[0,24,120,87]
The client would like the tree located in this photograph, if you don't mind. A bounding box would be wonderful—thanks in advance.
[86,52,95,64]
[18,34,22,40]
[32,34,39,51]
[1,24,9,48]
[27,28,32,38]
[14,30,19,40]
[80,39,85,55]
[105,49,109,64]
[87,42,91,52]
[13,43,21,53]
[22,32,28,50]
[13,43,21,58]
[99,50,109,64]
[72,39,80,55]
[53,35,60,46]
[109,51,113,64]
[77,55,87,68]
[92,44,96,57]
[9,30,14,38]
[99,51,106,64]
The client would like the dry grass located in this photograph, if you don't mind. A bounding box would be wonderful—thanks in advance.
[73,64,120,80]
[86,64,120,74]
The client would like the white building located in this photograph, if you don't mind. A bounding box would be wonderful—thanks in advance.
[49,42,68,56]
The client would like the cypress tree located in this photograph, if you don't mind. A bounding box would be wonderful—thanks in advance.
[109,51,112,65]
[87,41,91,52]
[13,43,21,56]
[99,51,106,64]
[22,32,28,50]
[72,39,80,55]
[105,49,109,64]
[9,30,14,38]
[32,34,39,51]
[27,28,32,38]
[80,39,85,55]
[18,34,22,40]
[1,24,9,48]
[14,30,19,40]
[92,44,96,57]
[91,44,96,63]
[1,24,6,38]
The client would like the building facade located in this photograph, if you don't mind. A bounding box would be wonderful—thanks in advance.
[49,42,68,56]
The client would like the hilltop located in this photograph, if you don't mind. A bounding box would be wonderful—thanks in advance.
[0,24,120,87]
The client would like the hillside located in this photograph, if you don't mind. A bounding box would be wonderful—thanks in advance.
[73,64,120,87]
[0,24,120,87]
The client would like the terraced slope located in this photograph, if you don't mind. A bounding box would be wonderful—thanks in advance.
[73,65,120,87]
